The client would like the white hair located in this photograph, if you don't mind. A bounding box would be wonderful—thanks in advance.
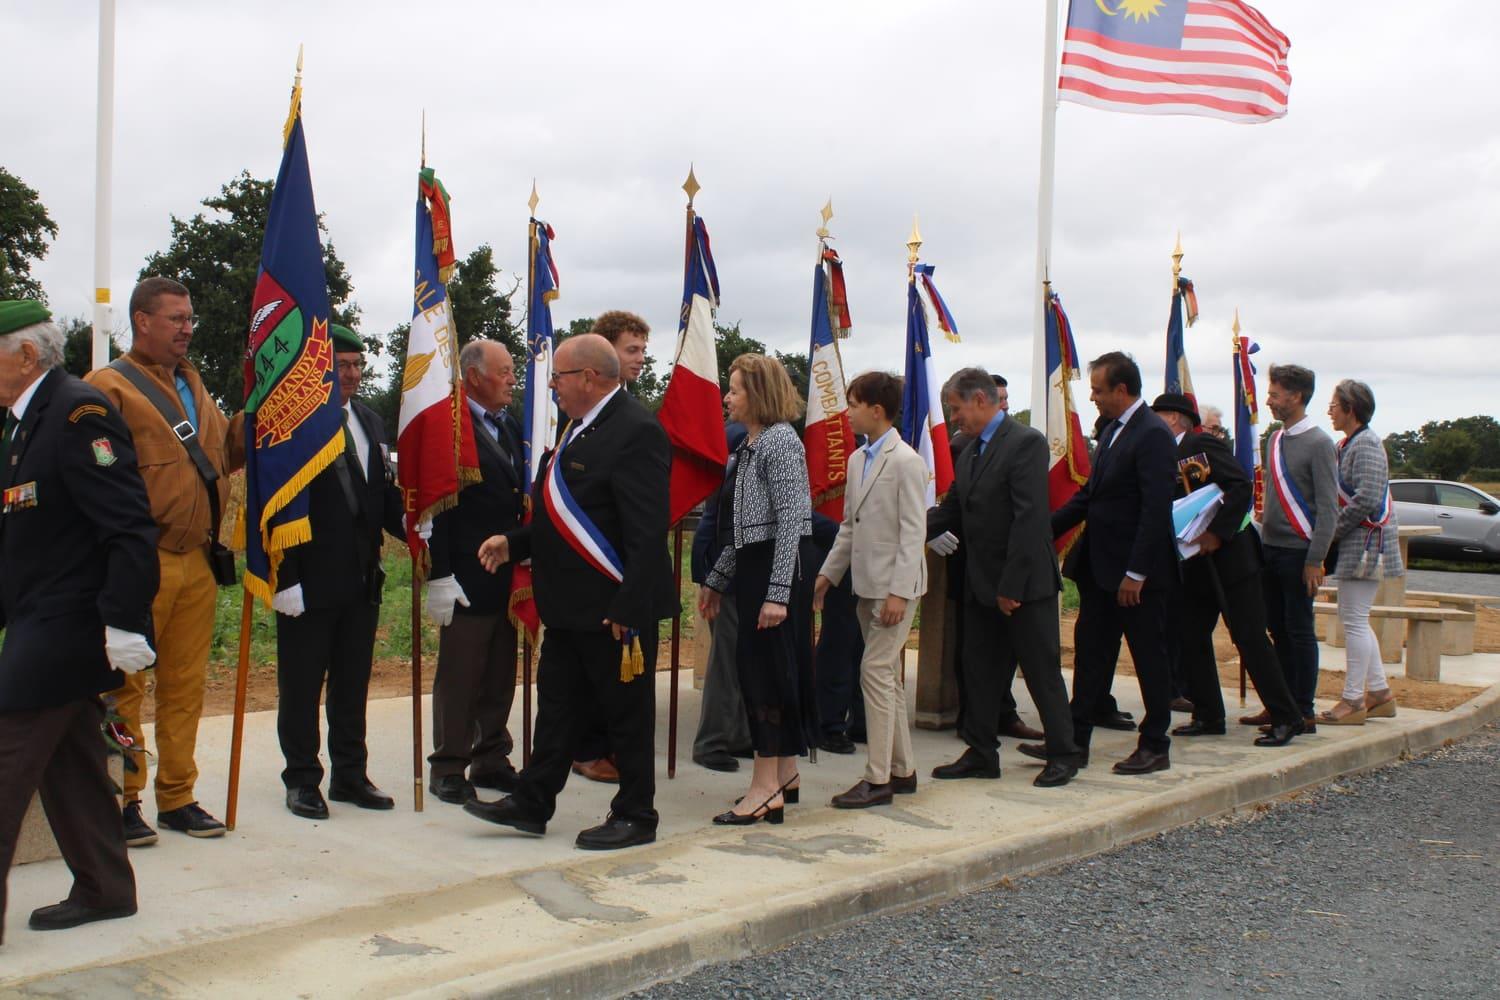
[0,321,66,370]
[1201,405,1224,423]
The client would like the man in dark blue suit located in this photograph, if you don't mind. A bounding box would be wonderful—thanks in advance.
[423,340,528,803]
[1048,352,1178,774]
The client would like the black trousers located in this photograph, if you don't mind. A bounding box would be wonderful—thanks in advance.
[514,627,657,827]
[815,575,866,740]
[0,698,135,943]
[572,623,656,761]
[430,610,517,779]
[1177,559,1300,726]
[276,601,380,789]
[1070,580,1174,754]
[960,594,1079,766]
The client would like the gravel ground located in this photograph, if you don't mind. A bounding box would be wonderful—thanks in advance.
[632,724,1500,1000]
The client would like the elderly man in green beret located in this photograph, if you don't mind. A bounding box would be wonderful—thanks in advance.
[271,324,407,820]
[0,300,158,941]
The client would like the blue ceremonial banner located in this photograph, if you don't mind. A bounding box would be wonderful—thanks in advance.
[240,79,345,604]
[1164,275,1197,404]
[522,219,560,484]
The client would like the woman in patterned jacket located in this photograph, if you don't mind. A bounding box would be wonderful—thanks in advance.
[1320,379,1402,725]
[700,354,817,824]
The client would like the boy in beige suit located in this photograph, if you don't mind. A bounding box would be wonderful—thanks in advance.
[814,372,928,808]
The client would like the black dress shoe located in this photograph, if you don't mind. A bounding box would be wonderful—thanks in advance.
[1094,710,1138,732]
[817,734,857,755]
[931,748,1000,780]
[576,816,656,850]
[1033,760,1078,788]
[1171,719,1227,736]
[329,778,395,810]
[430,775,476,804]
[831,779,893,808]
[286,786,329,820]
[1017,743,1089,768]
[470,761,520,793]
[463,794,547,835]
[694,751,740,772]
[890,772,917,795]
[29,899,136,931]
[1254,721,1300,747]
[1170,697,1195,713]
[1112,747,1170,775]
[158,802,226,838]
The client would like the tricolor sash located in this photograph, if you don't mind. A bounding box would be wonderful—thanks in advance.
[1336,428,1392,574]
[1269,430,1316,541]
[538,420,645,680]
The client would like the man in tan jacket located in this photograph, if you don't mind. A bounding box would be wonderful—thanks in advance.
[814,371,928,809]
[86,276,243,845]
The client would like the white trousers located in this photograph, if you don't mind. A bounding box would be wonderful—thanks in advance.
[1337,577,1386,702]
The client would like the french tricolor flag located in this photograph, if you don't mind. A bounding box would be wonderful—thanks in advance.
[1044,287,1092,555]
[658,216,728,525]
[804,249,854,521]
[900,264,956,506]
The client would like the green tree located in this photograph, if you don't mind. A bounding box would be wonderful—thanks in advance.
[138,171,357,408]
[1421,416,1500,470]
[0,167,59,303]
[58,315,121,377]
[1424,428,1477,481]
[1384,429,1425,472]
[712,320,766,388]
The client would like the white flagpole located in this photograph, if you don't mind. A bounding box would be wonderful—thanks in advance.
[1030,0,1062,418]
[92,0,116,370]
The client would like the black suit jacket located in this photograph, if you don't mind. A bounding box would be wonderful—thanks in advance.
[928,416,1061,605]
[508,390,676,632]
[279,399,405,610]
[1175,427,1262,586]
[0,371,158,711]
[430,409,526,615]
[1052,402,1176,591]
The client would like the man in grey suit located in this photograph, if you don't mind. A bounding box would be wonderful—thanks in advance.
[926,368,1080,788]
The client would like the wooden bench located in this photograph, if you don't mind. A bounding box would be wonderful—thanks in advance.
[1312,602,1473,682]
[1318,588,1486,656]
[1405,591,1487,656]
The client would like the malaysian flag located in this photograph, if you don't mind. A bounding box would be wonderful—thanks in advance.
[1059,0,1291,123]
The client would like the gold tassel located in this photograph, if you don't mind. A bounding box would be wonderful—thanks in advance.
[619,637,645,682]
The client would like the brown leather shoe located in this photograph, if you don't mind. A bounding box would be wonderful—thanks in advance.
[571,758,620,784]
[1239,708,1273,726]
[831,780,894,809]
[1112,747,1170,775]
[1170,697,1195,713]
[890,772,917,795]
[999,719,1046,741]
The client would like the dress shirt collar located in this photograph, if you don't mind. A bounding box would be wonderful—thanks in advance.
[1283,412,1317,437]
[7,368,50,422]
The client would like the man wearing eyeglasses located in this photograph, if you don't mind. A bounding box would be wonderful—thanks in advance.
[86,277,244,847]
[271,325,406,821]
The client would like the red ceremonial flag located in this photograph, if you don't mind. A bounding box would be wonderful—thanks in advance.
[1043,286,1092,556]
[397,167,480,573]
[804,248,855,520]
[658,213,728,525]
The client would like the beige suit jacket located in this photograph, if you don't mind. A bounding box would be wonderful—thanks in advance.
[818,432,929,601]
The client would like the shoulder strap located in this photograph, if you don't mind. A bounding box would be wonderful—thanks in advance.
[108,358,222,544]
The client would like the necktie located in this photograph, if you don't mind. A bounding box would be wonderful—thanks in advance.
[0,411,17,474]
[343,410,365,483]
[174,374,199,432]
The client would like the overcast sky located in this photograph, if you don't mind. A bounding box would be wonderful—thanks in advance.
[6,1,1497,434]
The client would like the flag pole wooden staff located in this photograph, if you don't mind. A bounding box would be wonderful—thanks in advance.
[520,181,541,766]
[225,583,253,831]
[1232,308,1248,708]
[408,111,432,814]
[667,165,701,779]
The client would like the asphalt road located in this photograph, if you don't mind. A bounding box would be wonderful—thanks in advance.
[633,724,1500,1000]
[1405,568,1500,602]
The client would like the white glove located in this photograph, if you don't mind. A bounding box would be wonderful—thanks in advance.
[105,626,155,674]
[927,531,960,556]
[416,519,433,541]
[424,575,470,627]
[272,584,306,618]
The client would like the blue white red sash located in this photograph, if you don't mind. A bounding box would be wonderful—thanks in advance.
[538,419,644,679]
[541,421,624,583]
[1336,429,1392,573]
[1269,430,1316,541]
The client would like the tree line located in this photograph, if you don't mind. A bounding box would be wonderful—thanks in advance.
[2,164,1494,482]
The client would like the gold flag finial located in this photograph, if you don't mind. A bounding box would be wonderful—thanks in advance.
[1171,230,1184,286]
[817,198,833,240]
[420,109,426,169]
[283,46,306,146]
[906,214,923,265]
[528,179,539,216]
[1232,307,1241,338]
[295,44,304,85]
[683,164,700,208]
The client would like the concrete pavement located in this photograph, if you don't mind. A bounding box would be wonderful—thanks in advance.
[4,643,1499,998]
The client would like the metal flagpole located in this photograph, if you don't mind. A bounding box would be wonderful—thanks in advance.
[1030,0,1062,421]
[92,0,116,369]
[410,111,429,814]
[521,181,540,766]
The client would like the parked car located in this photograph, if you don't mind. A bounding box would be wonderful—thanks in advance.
[1390,479,1500,562]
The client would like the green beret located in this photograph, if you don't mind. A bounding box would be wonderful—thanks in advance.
[329,323,364,354]
[0,300,52,337]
